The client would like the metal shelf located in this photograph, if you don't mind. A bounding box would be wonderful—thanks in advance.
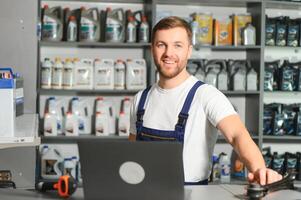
[217,134,259,143]
[222,91,260,95]
[195,45,261,51]
[263,135,301,143]
[265,0,301,10]
[41,135,128,144]
[38,88,140,96]
[40,41,151,48]
[42,0,145,3]
[156,0,262,7]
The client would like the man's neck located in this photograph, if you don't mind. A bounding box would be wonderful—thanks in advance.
[158,71,190,89]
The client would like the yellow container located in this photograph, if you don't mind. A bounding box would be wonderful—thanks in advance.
[214,17,232,46]
[196,13,213,45]
[233,14,252,46]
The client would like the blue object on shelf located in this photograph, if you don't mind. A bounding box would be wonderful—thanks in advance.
[0,68,14,89]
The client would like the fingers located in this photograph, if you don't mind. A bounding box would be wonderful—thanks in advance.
[248,172,254,182]
[264,169,283,185]
[259,169,266,185]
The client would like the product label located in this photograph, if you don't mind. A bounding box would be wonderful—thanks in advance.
[41,68,52,87]
[114,68,125,88]
[51,68,63,88]
[96,68,112,86]
[42,16,58,39]
[76,69,91,86]
[63,68,73,87]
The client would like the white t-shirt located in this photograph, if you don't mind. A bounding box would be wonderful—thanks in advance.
[129,76,237,182]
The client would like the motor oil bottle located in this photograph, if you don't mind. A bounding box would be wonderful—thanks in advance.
[205,60,223,87]
[41,58,52,89]
[118,97,131,136]
[41,145,63,179]
[44,111,57,136]
[187,60,199,75]
[65,111,79,136]
[114,59,126,90]
[62,58,74,89]
[246,67,258,91]
[95,97,115,135]
[51,57,63,89]
[217,61,228,91]
[126,16,137,43]
[94,59,114,90]
[67,15,78,42]
[242,23,256,46]
[126,59,147,90]
[46,97,64,135]
[74,58,94,89]
[80,7,100,42]
[214,16,232,46]
[138,15,149,43]
[70,97,91,134]
[228,60,248,91]
[42,5,63,41]
[95,111,109,136]
[233,14,252,46]
[219,152,231,183]
[105,8,125,42]
[233,68,246,91]
[196,12,213,46]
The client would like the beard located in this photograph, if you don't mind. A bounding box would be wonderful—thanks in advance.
[155,59,187,79]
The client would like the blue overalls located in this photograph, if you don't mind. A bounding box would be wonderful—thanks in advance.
[135,81,208,185]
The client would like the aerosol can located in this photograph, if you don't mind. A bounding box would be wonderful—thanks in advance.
[79,7,100,42]
[118,97,131,136]
[105,8,125,42]
[42,5,63,41]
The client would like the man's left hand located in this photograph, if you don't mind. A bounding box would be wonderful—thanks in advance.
[248,168,282,185]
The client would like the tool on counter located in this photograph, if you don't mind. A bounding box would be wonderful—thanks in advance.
[246,173,297,199]
[36,174,77,198]
[0,170,16,189]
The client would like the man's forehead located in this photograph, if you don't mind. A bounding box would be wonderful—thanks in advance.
[154,27,189,43]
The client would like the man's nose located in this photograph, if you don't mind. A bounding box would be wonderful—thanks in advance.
[164,46,174,57]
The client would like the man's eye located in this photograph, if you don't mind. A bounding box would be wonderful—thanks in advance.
[157,44,165,48]
[175,44,182,48]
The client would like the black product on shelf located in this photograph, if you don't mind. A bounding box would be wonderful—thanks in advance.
[63,8,81,42]
[263,104,275,135]
[276,16,288,46]
[293,104,301,136]
[264,60,280,91]
[262,147,273,168]
[282,105,297,135]
[272,152,285,175]
[284,152,298,175]
[273,103,286,136]
[297,152,301,181]
[265,16,276,46]
[287,18,300,47]
[280,60,294,91]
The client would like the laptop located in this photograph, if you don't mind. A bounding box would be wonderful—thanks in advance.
[78,139,185,200]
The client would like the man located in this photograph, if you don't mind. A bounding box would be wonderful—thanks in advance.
[128,16,282,185]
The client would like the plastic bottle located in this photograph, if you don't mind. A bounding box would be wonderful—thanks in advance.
[67,15,78,42]
[70,97,91,134]
[79,7,100,42]
[41,145,63,179]
[138,16,149,43]
[126,16,137,43]
[105,8,125,42]
[219,153,231,183]
[190,15,199,46]
[65,111,79,136]
[43,112,57,136]
[114,59,126,90]
[47,97,64,135]
[242,23,256,46]
[42,5,63,41]
[41,58,52,89]
[217,67,228,91]
[74,58,94,89]
[95,111,110,136]
[94,59,115,90]
[118,97,131,136]
[51,57,63,89]
[62,58,74,89]
[246,67,258,91]
[63,157,76,178]
[211,155,220,182]
[126,59,147,90]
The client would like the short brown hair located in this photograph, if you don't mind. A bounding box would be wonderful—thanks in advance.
[151,16,192,45]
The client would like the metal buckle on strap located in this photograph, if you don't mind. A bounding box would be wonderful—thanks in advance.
[136,110,145,121]
[176,113,189,127]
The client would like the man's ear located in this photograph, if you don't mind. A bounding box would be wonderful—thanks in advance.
[187,44,193,59]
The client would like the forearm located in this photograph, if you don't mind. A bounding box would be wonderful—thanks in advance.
[232,130,265,173]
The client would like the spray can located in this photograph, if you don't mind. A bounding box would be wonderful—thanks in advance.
[67,16,78,42]
[51,57,63,89]
[114,59,126,90]
[126,16,137,43]
[41,58,52,89]
[138,16,149,43]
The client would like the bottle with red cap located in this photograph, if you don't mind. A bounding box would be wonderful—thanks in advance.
[126,16,137,43]
[67,15,77,42]
[138,15,149,43]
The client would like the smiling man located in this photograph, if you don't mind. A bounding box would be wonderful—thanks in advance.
[128,16,282,185]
